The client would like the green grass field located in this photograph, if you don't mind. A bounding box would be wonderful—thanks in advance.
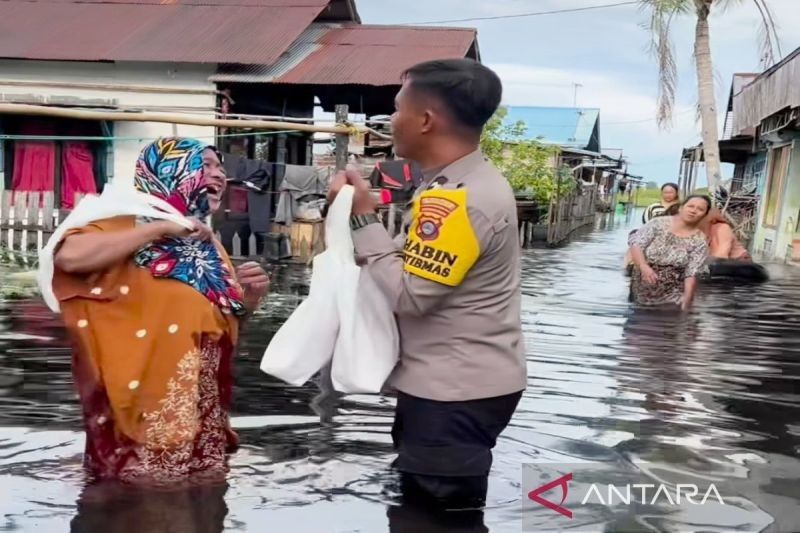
[631,187,709,207]
[633,189,661,207]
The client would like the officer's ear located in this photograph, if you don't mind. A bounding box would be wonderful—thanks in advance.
[418,108,435,135]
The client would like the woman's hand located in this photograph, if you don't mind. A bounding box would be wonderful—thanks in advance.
[236,261,270,313]
[640,265,658,285]
[186,217,214,241]
[682,277,697,312]
[153,218,213,241]
[236,261,270,314]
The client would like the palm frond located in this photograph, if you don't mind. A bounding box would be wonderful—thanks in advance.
[753,0,783,62]
[715,0,782,66]
[751,0,775,66]
[640,0,690,128]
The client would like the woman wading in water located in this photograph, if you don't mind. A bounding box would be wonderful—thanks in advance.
[53,138,268,486]
[628,195,711,310]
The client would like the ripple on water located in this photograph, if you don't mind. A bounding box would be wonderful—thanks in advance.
[1,213,799,531]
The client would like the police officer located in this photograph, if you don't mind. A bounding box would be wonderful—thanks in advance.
[327,59,525,509]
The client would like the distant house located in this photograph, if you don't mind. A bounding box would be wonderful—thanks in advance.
[503,105,626,196]
[0,0,478,208]
[503,106,601,152]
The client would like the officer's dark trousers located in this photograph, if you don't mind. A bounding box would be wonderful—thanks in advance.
[391,391,522,509]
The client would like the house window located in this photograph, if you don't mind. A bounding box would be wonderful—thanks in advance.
[743,154,767,192]
[763,145,791,227]
[1,116,111,208]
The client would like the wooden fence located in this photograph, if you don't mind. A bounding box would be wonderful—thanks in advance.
[0,191,66,266]
[546,184,598,245]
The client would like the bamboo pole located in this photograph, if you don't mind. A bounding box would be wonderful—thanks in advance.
[0,103,359,135]
[0,78,221,96]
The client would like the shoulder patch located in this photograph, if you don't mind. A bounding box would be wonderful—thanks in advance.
[403,188,480,286]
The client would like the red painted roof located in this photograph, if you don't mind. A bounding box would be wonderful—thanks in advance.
[0,0,336,64]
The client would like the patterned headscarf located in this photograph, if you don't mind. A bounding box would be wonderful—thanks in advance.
[133,137,245,316]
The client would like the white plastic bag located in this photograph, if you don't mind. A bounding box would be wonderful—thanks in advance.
[259,186,353,386]
[37,181,194,313]
[331,266,399,393]
[260,185,399,393]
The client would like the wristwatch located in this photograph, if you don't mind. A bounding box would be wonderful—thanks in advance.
[350,212,381,231]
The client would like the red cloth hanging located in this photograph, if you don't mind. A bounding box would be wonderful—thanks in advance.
[228,185,248,213]
[61,141,97,208]
[12,122,56,198]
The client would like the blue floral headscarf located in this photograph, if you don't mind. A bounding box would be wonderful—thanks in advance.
[133,137,245,316]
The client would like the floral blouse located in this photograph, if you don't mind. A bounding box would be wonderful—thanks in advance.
[628,217,708,306]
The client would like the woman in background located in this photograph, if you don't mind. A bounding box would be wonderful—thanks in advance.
[642,182,681,224]
[701,208,751,260]
[699,208,770,282]
[629,195,711,310]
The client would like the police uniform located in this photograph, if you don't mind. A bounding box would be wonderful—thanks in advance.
[351,150,526,507]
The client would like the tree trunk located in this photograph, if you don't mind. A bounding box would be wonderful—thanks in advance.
[694,0,722,197]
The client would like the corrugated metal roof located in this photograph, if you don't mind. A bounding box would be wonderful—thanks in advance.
[722,73,758,140]
[19,0,329,5]
[503,106,601,150]
[213,24,331,82]
[212,23,477,86]
[0,0,329,64]
[733,47,800,135]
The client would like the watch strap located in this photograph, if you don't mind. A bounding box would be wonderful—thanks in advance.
[350,213,380,231]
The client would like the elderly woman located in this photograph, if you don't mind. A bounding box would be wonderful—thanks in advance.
[628,195,711,310]
[53,138,268,485]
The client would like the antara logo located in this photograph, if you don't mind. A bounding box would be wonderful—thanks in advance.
[528,473,573,518]
[528,473,727,518]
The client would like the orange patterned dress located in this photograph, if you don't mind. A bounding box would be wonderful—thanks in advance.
[54,216,240,486]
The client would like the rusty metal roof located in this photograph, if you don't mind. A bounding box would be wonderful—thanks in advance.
[14,0,329,5]
[212,24,478,86]
[0,0,338,64]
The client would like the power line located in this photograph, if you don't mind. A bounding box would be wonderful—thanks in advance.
[503,81,577,88]
[604,108,695,125]
[401,1,638,25]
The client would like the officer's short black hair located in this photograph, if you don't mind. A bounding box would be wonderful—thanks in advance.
[402,58,503,134]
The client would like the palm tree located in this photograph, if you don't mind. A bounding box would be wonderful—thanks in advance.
[642,0,781,195]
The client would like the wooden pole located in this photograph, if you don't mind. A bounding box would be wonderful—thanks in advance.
[313,104,349,426]
[334,104,349,171]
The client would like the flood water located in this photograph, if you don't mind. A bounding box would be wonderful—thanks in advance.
[1,212,799,532]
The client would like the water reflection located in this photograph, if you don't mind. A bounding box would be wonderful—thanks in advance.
[387,505,488,533]
[1,213,799,532]
[71,482,229,533]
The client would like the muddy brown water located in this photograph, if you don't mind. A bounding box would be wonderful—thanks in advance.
[1,212,799,532]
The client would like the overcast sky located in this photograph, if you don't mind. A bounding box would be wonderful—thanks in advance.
[359,0,800,185]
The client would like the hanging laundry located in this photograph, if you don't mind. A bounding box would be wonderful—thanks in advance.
[275,165,328,224]
[12,121,56,200]
[369,159,423,205]
[61,141,97,209]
